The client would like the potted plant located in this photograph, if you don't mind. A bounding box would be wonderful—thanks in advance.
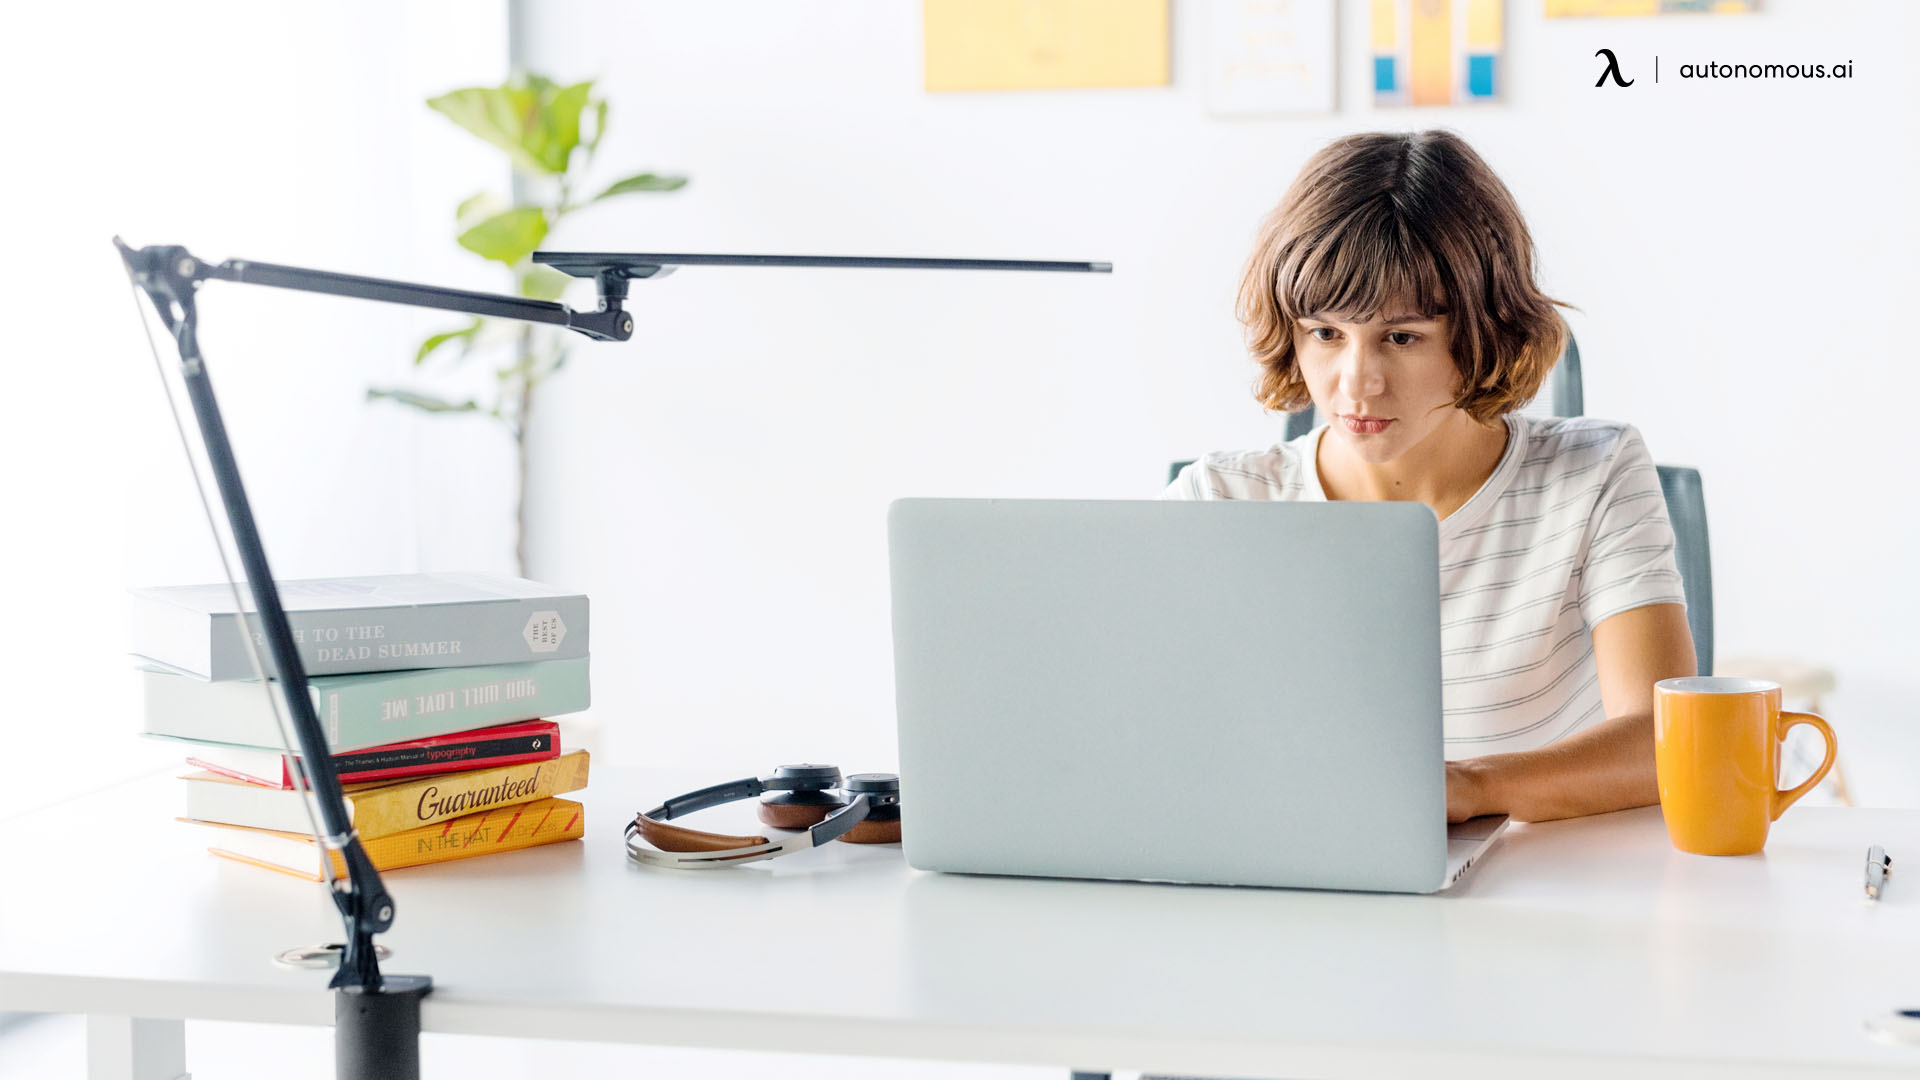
[371,73,686,574]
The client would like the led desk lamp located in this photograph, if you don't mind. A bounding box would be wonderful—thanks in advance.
[115,238,1110,1080]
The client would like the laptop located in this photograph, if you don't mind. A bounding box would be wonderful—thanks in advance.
[887,498,1510,894]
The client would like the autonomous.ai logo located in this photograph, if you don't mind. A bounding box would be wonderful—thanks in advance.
[1595,48,1633,88]
[1588,48,1856,88]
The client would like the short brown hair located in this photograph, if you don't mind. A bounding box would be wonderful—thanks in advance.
[1236,130,1570,422]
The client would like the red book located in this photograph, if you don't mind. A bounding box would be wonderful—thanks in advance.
[183,720,561,789]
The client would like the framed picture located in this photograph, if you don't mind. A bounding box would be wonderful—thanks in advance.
[1373,0,1504,107]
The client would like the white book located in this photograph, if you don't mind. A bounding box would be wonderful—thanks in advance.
[181,770,353,835]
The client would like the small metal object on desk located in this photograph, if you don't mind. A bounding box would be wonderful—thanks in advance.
[274,942,392,970]
[1866,845,1892,902]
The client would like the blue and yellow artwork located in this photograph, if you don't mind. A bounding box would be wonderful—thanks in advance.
[1373,0,1503,107]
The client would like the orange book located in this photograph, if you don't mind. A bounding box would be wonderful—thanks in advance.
[195,797,584,881]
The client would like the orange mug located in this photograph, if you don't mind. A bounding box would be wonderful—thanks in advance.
[1653,677,1837,856]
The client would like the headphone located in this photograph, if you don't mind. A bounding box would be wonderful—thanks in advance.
[625,763,902,868]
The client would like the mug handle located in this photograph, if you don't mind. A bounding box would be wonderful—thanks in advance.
[1772,711,1837,821]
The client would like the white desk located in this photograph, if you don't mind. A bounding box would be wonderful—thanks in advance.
[6,764,1920,1080]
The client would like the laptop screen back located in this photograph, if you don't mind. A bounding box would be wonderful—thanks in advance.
[889,498,1450,893]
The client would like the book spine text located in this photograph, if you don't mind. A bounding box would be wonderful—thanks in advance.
[204,594,588,679]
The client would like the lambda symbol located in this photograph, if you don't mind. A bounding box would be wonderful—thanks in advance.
[1595,48,1634,87]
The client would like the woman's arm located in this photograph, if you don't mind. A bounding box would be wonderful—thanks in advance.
[1445,601,1697,823]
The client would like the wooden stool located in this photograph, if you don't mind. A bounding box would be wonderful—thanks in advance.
[1714,654,1852,806]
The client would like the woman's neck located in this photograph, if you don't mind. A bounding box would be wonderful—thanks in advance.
[1316,410,1511,521]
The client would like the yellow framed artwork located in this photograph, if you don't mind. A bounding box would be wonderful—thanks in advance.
[923,0,1171,92]
[1546,1,1759,15]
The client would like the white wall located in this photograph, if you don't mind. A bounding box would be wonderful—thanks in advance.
[2,1,510,816]
[512,0,1920,801]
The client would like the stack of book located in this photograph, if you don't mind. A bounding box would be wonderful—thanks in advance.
[130,572,592,879]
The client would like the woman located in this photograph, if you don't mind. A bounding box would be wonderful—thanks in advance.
[1166,130,1696,823]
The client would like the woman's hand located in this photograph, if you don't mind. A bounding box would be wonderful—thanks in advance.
[1446,759,1491,823]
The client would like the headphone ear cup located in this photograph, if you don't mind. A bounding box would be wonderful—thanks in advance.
[839,816,902,845]
[837,772,901,844]
[757,794,844,830]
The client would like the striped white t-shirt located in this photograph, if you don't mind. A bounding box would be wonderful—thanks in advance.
[1164,414,1686,758]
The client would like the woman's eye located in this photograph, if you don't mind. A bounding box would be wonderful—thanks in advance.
[1305,327,1418,345]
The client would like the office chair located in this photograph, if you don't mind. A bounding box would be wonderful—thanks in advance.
[1654,465,1713,676]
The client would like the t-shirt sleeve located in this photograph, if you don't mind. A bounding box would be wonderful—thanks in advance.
[1577,425,1688,626]
[1160,459,1209,500]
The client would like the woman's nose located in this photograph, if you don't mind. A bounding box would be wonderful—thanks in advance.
[1336,345,1388,400]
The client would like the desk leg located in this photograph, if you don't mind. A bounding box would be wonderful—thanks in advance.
[85,1015,189,1080]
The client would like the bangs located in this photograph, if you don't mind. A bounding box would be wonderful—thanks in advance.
[1279,203,1450,325]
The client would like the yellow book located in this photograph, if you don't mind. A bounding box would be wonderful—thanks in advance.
[180,750,589,839]
[198,797,586,881]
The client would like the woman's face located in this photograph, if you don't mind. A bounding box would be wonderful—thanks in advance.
[1292,308,1464,465]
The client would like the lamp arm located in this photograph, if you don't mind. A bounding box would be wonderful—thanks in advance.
[118,245,1113,346]
[113,235,1109,1080]
[116,239,406,987]
[127,243,635,341]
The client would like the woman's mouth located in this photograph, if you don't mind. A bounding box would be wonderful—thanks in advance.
[1341,415,1393,435]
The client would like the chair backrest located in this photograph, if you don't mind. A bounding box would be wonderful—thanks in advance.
[1655,465,1713,676]
[1162,455,1715,677]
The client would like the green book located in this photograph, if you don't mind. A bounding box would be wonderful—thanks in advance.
[129,572,588,681]
[140,657,590,753]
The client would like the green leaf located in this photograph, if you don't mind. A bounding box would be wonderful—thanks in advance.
[529,80,594,173]
[456,191,504,228]
[414,318,483,366]
[518,265,573,302]
[366,388,482,414]
[584,99,609,156]
[428,87,551,175]
[591,172,689,202]
[427,76,596,176]
[457,207,548,266]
